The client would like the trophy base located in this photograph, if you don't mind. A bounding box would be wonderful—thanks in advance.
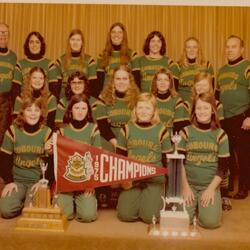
[15,207,68,232]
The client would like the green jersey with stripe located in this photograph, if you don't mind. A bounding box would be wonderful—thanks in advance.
[179,125,229,186]
[13,58,58,90]
[217,59,250,118]
[59,122,101,148]
[1,125,52,184]
[117,121,172,183]
[96,49,139,87]
[178,61,214,102]
[138,55,179,93]
[0,49,17,93]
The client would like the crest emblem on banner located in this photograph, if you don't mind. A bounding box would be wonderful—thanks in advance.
[63,151,94,182]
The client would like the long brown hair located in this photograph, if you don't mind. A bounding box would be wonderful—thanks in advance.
[100,65,139,109]
[100,22,130,69]
[64,29,85,69]
[14,97,47,129]
[191,93,220,130]
[143,31,166,56]
[151,68,178,97]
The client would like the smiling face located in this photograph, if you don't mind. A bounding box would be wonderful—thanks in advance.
[114,69,130,93]
[70,77,85,95]
[69,34,83,52]
[194,78,210,95]
[195,98,212,124]
[72,101,88,121]
[185,39,199,60]
[28,34,41,54]
[156,73,170,93]
[135,100,154,123]
[110,25,124,46]
[24,103,41,125]
[0,24,9,48]
[225,37,243,62]
[30,71,45,90]
[149,35,162,56]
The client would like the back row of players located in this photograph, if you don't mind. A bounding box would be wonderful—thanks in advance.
[0,22,249,225]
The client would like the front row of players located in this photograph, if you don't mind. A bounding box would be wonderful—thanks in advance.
[0,67,230,229]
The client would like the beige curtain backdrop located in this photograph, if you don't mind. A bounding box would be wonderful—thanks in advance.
[0,3,249,72]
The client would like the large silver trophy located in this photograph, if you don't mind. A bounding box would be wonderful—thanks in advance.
[149,133,199,238]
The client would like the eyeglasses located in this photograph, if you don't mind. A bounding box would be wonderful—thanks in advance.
[0,31,9,36]
[71,81,84,85]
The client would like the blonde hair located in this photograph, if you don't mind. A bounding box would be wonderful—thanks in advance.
[131,93,160,124]
[179,37,206,67]
[100,65,139,109]
[151,68,178,97]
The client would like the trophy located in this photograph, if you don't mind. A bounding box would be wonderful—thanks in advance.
[16,161,67,232]
[149,132,200,238]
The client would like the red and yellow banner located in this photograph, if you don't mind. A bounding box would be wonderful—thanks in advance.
[53,134,167,192]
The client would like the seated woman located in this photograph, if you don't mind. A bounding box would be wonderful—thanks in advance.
[179,93,230,229]
[56,94,101,222]
[116,93,172,224]
[0,97,52,219]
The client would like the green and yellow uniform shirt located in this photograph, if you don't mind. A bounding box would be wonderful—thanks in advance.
[217,59,250,119]
[12,58,58,91]
[179,125,229,187]
[178,61,214,103]
[117,121,172,183]
[138,55,179,93]
[0,49,17,93]
[96,49,139,87]
[56,54,97,97]
[59,122,101,148]
[1,125,51,184]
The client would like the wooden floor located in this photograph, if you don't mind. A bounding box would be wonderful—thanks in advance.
[0,195,250,250]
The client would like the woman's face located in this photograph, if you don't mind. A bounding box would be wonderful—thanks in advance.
[30,71,45,90]
[110,25,124,46]
[114,69,130,93]
[70,77,85,95]
[135,100,154,123]
[194,78,210,95]
[149,35,162,55]
[69,34,83,52]
[29,35,41,54]
[156,73,171,93]
[72,101,88,121]
[185,39,199,60]
[195,98,212,124]
[24,103,41,125]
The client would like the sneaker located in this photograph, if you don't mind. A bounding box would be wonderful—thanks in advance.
[222,197,232,211]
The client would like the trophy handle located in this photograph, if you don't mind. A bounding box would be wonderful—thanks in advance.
[161,196,166,211]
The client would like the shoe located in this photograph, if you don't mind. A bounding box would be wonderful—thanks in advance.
[233,190,248,199]
[222,197,232,211]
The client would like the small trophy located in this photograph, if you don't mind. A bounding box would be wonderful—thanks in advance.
[16,160,67,232]
[149,132,200,238]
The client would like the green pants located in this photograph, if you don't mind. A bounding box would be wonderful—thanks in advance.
[117,183,164,224]
[187,184,222,229]
[0,182,33,218]
[56,192,97,222]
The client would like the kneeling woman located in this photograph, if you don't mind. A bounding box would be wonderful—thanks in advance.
[56,94,101,222]
[0,97,52,218]
[116,93,172,224]
[179,93,230,229]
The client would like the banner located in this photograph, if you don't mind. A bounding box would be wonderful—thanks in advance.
[53,133,167,192]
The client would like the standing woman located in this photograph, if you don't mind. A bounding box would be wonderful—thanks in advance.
[13,67,57,130]
[116,93,172,224]
[95,22,140,97]
[0,97,52,218]
[178,37,214,104]
[151,68,189,134]
[138,30,179,93]
[11,31,59,102]
[56,29,97,99]
[56,94,101,222]
[179,93,230,229]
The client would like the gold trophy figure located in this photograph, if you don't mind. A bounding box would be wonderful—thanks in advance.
[16,161,67,232]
